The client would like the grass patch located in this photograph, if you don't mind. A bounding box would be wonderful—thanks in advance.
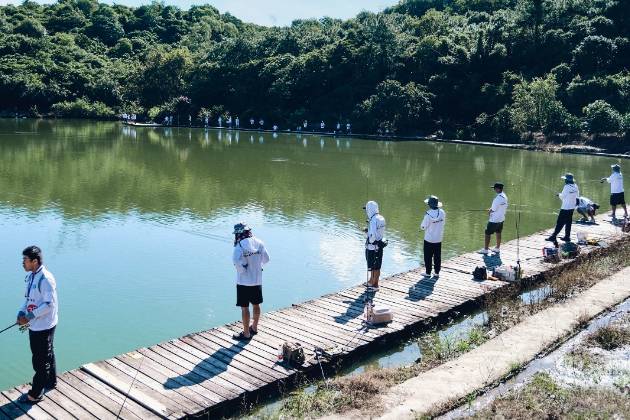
[587,324,630,350]
[469,372,630,419]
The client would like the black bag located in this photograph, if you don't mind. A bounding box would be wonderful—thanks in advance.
[282,342,305,367]
[376,239,389,248]
[472,266,487,280]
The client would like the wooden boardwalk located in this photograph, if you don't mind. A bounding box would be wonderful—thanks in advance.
[1,215,627,419]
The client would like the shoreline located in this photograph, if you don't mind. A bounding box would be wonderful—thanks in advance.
[4,117,628,159]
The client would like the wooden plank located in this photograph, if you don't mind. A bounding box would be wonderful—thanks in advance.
[68,370,159,420]
[0,390,52,420]
[14,383,100,420]
[60,371,150,420]
[4,387,71,420]
[0,390,39,420]
[82,362,177,419]
[52,378,117,420]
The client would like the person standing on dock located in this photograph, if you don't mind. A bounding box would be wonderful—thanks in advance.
[478,183,508,255]
[600,164,628,220]
[320,121,325,132]
[546,173,579,243]
[364,201,386,290]
[259,118,264,130]
[235,116,240,128]
[346,122,351,134]
[420,196,446,278]
[16,246,58,404]
[232,223,269,340]
[250,117,255,128]
[218,116,223,128]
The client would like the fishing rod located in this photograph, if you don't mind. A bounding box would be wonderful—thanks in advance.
[0,323,17,335]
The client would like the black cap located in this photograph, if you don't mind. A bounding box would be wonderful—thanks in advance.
[492,182,504,190]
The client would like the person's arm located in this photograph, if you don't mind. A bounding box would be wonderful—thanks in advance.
[367,218,377,243]
[27,278,56,321]
[420,214,429,231]
[259,243,270,265]
[232,246,247,274]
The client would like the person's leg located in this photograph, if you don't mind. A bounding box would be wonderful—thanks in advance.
[28,330,47,398]
[45,327,56,390]
[496,231,502,248]
[623,203,628,218]
[372,270,381,287]
[434,242,442,275]
[549,211,564,239]
[424,241,433,275]
[241,306,251,337]
[251,304,261,332]
[564,209,574,239]
[484,233,491,250]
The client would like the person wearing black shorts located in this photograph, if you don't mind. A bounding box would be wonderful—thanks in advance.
[478,183,508,255]
[364,201,386,290]
[601,164,627,220]
[232,223,270,340]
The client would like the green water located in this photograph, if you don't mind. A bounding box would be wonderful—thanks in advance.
[0,119,616,389]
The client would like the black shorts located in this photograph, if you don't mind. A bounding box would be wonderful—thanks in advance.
[236,285,263,307]
[485,222,504,235]
[366,248,383,271]
[611,192,626,206]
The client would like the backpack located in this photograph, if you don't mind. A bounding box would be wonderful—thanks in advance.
[472,266,487,280]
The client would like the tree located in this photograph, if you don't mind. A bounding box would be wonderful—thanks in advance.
[14,18,47,38]
[583,100,622,134]
[137,48,192,107]
[572,36,617,75]
[509,74,573,134]
[355,79,433,133]
[86,6,124,45]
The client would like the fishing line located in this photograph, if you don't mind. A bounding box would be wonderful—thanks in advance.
[0,323,17,335]
[116,354,145,419]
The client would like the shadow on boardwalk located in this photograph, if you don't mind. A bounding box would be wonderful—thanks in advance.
[334,288,373,324]
[163,342,246,389]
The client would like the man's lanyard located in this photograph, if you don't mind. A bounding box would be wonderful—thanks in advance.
[25,267,42,300]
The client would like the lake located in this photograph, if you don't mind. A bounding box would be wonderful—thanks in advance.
[0,119,614,389]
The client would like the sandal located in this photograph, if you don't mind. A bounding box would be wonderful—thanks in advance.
[232,331,252,341]
[249,326,258,336]
[18,393,43,404]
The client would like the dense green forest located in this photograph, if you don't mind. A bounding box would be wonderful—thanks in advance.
[1,0,629,141]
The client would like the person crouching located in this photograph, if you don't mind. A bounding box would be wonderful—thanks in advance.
[232,223,269,340]
[576,196,599,223]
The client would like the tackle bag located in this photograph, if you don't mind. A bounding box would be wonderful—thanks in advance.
[493,265,519,282]
[542,246,560,263]
[561,242,580,259]
[282,342,305,367]
[472,266,487,280]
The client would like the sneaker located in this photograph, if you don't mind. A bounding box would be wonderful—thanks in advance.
[18,393,43,404]
[545,236,556,242]
[422,272,431,278]
[477,248,489,255]
[433,273,440,279]
[560,236,571,242]
[368,285,379,291]
[491,247,500,253]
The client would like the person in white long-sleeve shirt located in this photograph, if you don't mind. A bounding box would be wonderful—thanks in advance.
[600,163,627,220]
[478,182,508,255]
[364,201,386,290]
[232,223,269,340]
[16,246,58,404]
[420,195,446,278]
[546,173,579,243]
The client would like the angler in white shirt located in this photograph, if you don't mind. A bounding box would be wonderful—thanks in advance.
[16,246,58,404]
[235,116,240,128]
[420,195,446,278]
[232,223,269,340]
[576,196,599,223]
[364,201,386,290]
[478,182,508,255]
[600,163,627,219]
[546,173,579,243]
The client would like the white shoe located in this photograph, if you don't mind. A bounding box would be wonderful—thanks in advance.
[422,272,431,278]
[491,247,500,253]
[477,248,489,255]
[433,273,440,279]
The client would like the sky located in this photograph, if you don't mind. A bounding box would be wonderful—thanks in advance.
[0,0,400,26]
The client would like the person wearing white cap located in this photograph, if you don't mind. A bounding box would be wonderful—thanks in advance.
[546,173,579,243]
[600,163,627,220]
[478,182,508,255]
[232,222,269,340]
[364,201,386,290]
[420,195,446,278]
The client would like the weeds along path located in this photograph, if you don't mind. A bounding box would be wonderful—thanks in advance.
[371,266,630,420]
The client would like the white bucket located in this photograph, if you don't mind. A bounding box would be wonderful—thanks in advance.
[576,231,588,242]
[369,306,393,324]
